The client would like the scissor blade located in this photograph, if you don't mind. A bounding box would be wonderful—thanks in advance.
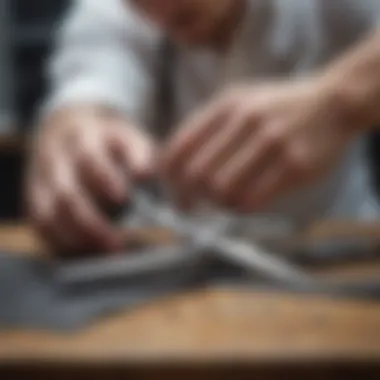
[56,245,195,285]
[133,190,312,284]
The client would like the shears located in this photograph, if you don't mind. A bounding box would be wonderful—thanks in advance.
[57,185,380,299]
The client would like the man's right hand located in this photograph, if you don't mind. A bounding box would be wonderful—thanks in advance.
[26,106,156,254]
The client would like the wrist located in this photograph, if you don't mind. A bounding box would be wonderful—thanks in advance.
[41,103,127,128]
[318,69,379,135]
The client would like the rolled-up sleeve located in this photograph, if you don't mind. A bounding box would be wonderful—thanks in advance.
[42,0,159,126]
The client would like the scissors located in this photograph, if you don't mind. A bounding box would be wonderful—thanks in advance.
[57,186,380,299]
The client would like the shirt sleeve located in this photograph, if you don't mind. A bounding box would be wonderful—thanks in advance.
[350,0,380,25]
[42,0,160,126]
[319,0,380,39]
[271,0,380,74]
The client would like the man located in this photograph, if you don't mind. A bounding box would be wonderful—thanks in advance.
[27,0,380,252]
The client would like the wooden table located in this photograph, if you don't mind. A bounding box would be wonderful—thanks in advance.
[1,224,380,378]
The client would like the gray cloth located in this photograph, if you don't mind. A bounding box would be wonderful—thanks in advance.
[3,250,380,331]
[0,190,297,331]
[0,252,252,331]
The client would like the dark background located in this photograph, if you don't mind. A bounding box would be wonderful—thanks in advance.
[0,0,379,221]
[13,0,69,125]
[0,0,70,221]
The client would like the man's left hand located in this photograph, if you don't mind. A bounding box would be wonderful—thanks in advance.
[162,78,357,212]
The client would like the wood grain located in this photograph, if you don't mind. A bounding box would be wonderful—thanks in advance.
[1,224,380,367]
[1,289,380,364]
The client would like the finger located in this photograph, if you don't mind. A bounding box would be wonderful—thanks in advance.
[25,156,59,243]
[212,126,284,205]
[111,125,156,180]
[241,161,288,213]
[163,96,233,182]
[51,153,123,253]
[26,135,83,251]
[27,177,53,235]
[31,133,63,183]
[75,136,127,205]
[53,188,123,253]
[28,178,78,252]
[183,108,257,204]
[45,154,96,252]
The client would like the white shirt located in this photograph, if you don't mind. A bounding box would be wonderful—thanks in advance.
[45,0,380,223]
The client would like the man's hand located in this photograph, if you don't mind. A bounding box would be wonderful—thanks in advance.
[163,78,357,212]
[26,106,155,253]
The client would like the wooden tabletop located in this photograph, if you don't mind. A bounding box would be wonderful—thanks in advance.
[1,224,380,371]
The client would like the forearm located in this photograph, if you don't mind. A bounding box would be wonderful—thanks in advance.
[321,29,380,132]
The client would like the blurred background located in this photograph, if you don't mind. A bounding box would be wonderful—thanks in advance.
[1,0,380,223]
[0,0,69,221]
